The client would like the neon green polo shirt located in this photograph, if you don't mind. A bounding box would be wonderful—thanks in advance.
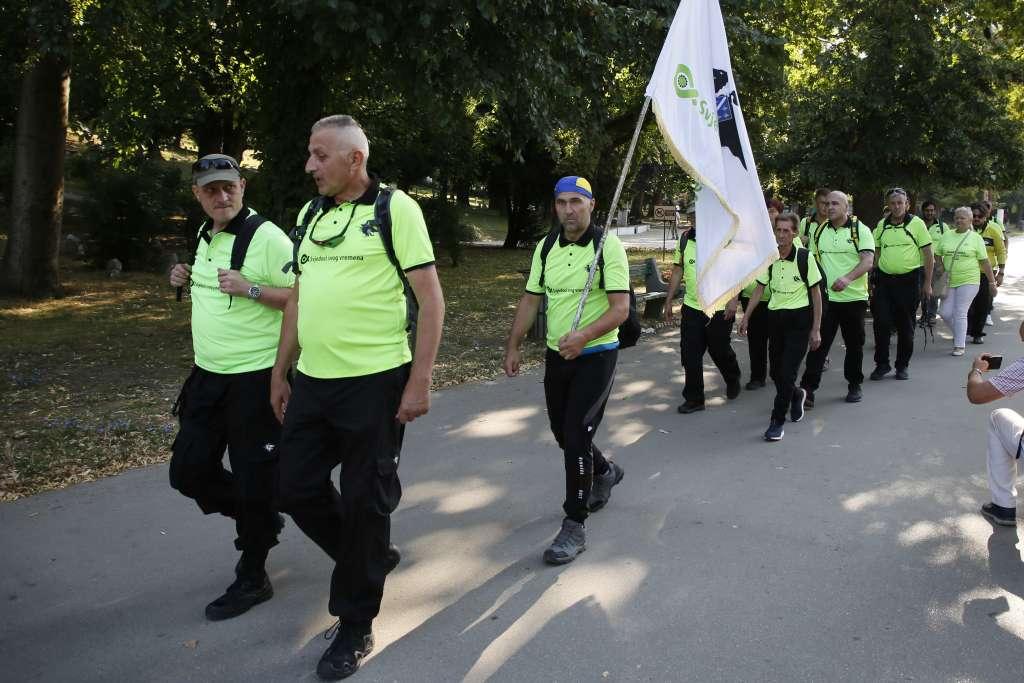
[872,214,932,274]
[672,231,725,313]
[798,215,820,243]
[741,273,771,302]
[190,208,295,374]
[935,229,988,288]
[809,219,875,303]
[928,221,951,244]
[756,247,822,311]
[295,184,434,378]
[525,226,629,353]
[976,221,1006,267]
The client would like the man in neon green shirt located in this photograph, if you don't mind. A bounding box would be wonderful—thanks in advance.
[270,115,445,681]
[167,154,295,621]
[740,213,822,441]
[504,175,629,566]
[869,188,933,381]
[920,200,949,324]
[661,207,742,413]
[798,187,831,244]
[968,202,1006,343]
[800,191,875,405]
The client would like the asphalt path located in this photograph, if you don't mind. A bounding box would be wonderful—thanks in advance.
[4,238,1024,682]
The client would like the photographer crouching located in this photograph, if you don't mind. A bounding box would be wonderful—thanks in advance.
[966,320,1024,527]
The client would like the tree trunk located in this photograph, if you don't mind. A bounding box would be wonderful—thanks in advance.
[851,184,882,228]
[1,53,70,297]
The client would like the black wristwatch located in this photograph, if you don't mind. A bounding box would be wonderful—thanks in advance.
[247,284,262,300]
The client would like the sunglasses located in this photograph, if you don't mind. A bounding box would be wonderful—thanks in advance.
[192,158,240,173]
[886,187,908,199]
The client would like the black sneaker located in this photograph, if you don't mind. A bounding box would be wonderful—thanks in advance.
[726,379,742,400]
[588,461,624,512]
[745,380,766,390]
[869,365,891,381]
[764,421,784,441]
[981,502,1017,527]
[790,387,806,423]
[803,389,815,410]
[845,384,862,403]
[894,368,909,380]
[317,622,374,680]
[971,336,985,345]
[205,572,273,621]
[677,400,705,414]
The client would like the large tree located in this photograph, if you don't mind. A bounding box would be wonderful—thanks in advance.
[2,1,80,297]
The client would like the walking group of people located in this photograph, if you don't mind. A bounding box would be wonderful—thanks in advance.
[660,187,1009,444]
[166,115,1014,679]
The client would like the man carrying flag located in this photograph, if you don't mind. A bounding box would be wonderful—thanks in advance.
[503,176,629,566]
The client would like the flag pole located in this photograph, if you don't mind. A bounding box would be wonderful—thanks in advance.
[570,95,652,332]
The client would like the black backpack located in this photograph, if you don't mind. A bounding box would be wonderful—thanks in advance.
[877,213,920,248]
[285,187,419,335]
[767,246,811,290]
[188,208,268,308]
[538,227,642,349]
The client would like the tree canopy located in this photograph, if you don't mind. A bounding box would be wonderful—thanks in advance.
[3,0,1024,293]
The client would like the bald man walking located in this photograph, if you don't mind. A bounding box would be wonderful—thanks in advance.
[800,191,875,405]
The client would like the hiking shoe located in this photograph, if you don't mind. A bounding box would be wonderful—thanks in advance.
[803,389,815,410]
[745,380,766,390]
[205,572,273,621]
[981,502,1017,527]
[869,365,891,381]
[790,387,806,423]
[543,518,586,565]
[726,379,742,400]
[845,384,862,403]
[986,315,994,326]
[677,401,705,414]
[894,368,909,380]
[952,347,966,356]
[822,356,831,371]
[588,461,624,512]
[317,622,374,680]
[971,336,985,345]
[764,421,784,441]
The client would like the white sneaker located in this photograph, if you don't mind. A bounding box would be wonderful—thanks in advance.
[952,347,965,356]
[986,315,994,326]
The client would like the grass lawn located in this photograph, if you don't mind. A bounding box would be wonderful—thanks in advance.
[0,247,675,501]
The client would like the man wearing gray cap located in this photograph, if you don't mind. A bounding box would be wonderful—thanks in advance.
[167,153,295,621]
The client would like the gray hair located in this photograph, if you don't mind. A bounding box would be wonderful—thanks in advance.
[311,115,369,159]
[954,206,973,220]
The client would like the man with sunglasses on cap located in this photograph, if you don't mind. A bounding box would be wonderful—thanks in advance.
[868,187,933,381]
[270,115,444,681]
[167,153,296,621]
[503,175,629,567]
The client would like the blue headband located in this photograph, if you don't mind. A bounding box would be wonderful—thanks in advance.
[554,176,594,199]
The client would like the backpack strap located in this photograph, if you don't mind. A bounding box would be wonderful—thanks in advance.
[879,214,919,249]
[284,196,332,275]
[374,187,402,281]
[537,228,562,289]
[229,211,268,272]
[796,246,810,289]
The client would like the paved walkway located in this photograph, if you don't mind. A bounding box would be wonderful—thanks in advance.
[4,241,1024,681]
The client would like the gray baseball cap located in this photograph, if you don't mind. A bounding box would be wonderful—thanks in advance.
[192,154,241,186]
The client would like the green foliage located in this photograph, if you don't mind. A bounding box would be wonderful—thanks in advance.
[67,149,188,270]
[419,198,475,267]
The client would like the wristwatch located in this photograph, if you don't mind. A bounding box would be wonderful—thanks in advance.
[247,284,262,300]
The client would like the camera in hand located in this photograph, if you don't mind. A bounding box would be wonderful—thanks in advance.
[987,355,1003,370]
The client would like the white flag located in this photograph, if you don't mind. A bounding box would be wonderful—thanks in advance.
[645,0,777,313]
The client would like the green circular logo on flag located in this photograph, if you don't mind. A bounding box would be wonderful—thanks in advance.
[674,64,698,99]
